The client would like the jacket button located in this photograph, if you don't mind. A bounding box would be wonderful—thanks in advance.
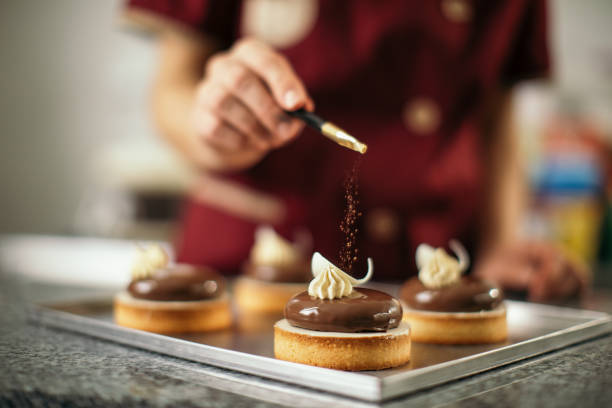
[441,0,472,23]
[403,98,440,135]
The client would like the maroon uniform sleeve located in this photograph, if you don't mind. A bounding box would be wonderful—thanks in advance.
[502,0,551,85]
[124,0,241,47]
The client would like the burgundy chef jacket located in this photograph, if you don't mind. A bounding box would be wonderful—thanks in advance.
[125,0,550,280]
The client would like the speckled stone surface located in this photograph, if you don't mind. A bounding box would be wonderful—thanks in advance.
[1,271,611,408]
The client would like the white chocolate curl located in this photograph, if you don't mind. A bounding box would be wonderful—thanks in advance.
[308,252,373,300]
[131,245,169,280]
[250,226,302,268]
[416,239,469,289]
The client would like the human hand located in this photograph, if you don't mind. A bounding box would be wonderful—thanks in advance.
[474,241,590,302]
[192,38,314,169]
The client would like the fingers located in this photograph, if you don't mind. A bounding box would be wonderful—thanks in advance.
[474,248,531,290]
[232,38,314,111]
[207,53,304,146]
[196,81,269,150]
[554,266,581,298]
[475,242,588,303]
[193,110,244,153]
[525,244,583,302]
[528,266,579,302]
[191,39,312,166]
[476,260,531,291]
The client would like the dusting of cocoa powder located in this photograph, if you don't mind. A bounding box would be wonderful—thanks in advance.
[338,157,363,273]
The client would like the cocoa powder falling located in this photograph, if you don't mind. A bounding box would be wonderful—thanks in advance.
[338,157,363,273]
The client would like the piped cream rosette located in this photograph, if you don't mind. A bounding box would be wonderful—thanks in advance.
[308,252,373,300]
[131,245,169,281]
[250,226,303,268]
[416,239,469,289]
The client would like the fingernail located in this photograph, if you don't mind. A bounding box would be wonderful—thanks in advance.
[306,98,315,111]
[284,89,298,109]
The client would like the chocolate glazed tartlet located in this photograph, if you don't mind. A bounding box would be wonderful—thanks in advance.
[285,289,402,332]
[274,252,411,371]
[400,241,507,344]
[114,246,232,334]
[127,265,225,301]
[235,227,311,314]
[400,276,503,313]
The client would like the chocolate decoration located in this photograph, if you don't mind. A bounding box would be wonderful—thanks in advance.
[400,276,503,312]
[128,264,225,301]
[243,261,311,283]
[285,288,402,333]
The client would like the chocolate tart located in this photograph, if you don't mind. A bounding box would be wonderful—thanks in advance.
[400,276,507,344]
[274,288,411,370]
[234,260,311,314]
[114,264,232,333]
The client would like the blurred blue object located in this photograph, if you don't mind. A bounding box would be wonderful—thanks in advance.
[534,154,603,196]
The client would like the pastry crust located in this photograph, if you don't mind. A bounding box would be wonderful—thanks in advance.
[234,277,307,314]
[114,291,232,333]
[274,319,411,371]
[402,303,507,344]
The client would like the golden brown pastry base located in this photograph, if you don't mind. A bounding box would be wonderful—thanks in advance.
[274,319,411,371]
[234,277,307,314]
[402,303,507,344]
[114,291,232,334]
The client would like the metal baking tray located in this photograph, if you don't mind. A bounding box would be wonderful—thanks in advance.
[29,286,611,403]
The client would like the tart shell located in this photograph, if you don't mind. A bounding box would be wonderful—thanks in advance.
[114,291,232,333]
[234,276,307,314]
[274,319,411,371]
[402,303,507,344]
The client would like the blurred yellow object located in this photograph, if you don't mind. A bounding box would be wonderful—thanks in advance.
[547,198,602,264]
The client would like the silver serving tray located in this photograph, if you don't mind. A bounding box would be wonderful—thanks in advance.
[29,292,611,402]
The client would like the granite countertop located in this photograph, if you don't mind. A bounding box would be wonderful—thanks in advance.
[1,272,611,408]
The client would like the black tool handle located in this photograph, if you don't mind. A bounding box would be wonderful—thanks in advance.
[285,108,325,131]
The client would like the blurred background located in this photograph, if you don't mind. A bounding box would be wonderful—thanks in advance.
[0,0,611,288]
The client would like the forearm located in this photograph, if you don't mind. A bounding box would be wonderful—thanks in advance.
[151,32,264,172]
[151,66,200,164]
[479,90,528,254]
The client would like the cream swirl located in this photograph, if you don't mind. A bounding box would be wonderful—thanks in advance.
[250,226,302,268]
[308,252,373,300]
[416,239,469,289]
[131,244,169,280]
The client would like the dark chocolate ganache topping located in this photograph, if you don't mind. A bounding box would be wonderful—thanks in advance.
[128,264,225,301]
[400,276,503,312]
[285,288,402,332]
[243,260,311,283]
